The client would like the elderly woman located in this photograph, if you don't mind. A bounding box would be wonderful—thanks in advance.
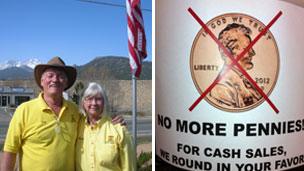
[76,82,135,171]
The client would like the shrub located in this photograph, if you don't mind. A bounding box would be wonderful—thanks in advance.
[137,151,152,171]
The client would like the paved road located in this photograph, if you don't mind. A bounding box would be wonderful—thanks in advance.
[125,116,152,138]
[0,107,12,143]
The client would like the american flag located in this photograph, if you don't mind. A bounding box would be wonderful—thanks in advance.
[126,0,147,78]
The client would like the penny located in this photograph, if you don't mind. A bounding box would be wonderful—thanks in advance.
[190,13,280,112]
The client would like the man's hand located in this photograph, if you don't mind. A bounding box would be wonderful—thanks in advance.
[111,114,127,126]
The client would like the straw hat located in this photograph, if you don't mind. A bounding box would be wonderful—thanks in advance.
[34,56,77,90]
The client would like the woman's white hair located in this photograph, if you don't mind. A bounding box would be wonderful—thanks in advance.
[80,82,109,116]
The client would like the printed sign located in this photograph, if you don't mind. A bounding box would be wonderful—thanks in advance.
[156,0,304,170]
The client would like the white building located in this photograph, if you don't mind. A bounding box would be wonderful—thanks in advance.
[0,86,34,107]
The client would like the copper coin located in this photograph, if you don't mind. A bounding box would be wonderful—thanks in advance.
[190,13,280,112]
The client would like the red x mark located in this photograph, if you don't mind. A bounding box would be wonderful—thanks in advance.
[188,8,282,113]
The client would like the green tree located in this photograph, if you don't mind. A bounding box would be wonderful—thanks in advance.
[72,81,84,105]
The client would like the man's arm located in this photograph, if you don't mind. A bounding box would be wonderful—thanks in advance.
[0,152,17,171]
[2,105,24,171]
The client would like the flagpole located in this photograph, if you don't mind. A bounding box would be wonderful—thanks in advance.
[132,74,137,170]
[127,0,146,168]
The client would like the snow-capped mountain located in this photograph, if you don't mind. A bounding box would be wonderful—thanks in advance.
[22,58,41,69]
[0,58,42,70]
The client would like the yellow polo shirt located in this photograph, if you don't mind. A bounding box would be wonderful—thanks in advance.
[3,93,80,171]
[76,115,135,171]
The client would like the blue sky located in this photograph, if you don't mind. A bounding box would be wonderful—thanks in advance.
[0,0,152,66]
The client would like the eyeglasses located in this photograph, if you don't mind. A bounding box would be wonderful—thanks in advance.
[84,96,103,103]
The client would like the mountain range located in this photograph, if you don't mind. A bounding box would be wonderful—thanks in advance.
[0,56,152,80]
[0,58,41,70]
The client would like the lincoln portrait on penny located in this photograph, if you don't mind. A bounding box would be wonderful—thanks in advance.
[209,23,262,108]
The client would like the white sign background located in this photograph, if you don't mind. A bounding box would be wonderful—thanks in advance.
[156,0,304,170]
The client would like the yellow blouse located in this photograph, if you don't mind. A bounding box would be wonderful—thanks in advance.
[76,115,135,171]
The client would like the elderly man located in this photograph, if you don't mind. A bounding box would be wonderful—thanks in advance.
[209,23,262,108]
[0,57,123,171]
